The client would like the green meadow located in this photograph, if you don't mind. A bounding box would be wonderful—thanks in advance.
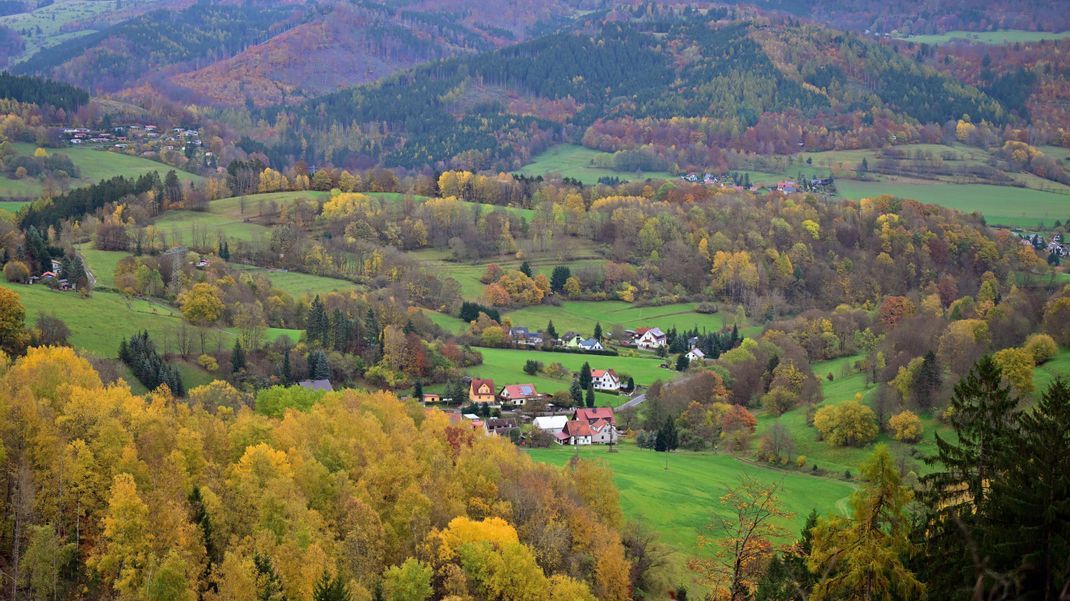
[471,347,670,406]
[516,144,674,185]
[1,281,302,358]
[0,0,137,63]
[835,180,1070,228]
[896,30,1070,45]
[231,264,357,298]
[527,443,854,583]
[505,301,736,338]
[0,143,204,200]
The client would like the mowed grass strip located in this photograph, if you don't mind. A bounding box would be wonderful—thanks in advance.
[527,443,854,553]
[516,144,674,185]
[895,30,1070,45]
[472,347,671,406]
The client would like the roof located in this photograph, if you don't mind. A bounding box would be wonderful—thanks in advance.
[298,379,333,392]
[643,327,666,338]
[470,378,495,393]
[563,420,593,437]
[574,407,616,425]
[534,415,569,430]
[592,369,617,379]
[501,383,537,398]
[689,348,706,358]
[580,338,601,348]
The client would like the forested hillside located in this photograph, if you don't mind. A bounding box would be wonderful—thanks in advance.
[248,11,1006,171]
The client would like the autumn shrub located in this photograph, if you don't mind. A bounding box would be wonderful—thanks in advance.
[197,353,219,372]
[992,347,1035,395]
[1024,333,1058,365]
[889,410,924,443]
[813,401,879,446]
[3,260,29,283]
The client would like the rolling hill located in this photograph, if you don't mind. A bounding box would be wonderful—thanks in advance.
[249,12,1007,171]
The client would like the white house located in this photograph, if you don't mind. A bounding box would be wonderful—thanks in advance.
[533,415,568,435]
[578,338,604,352]
[635,327,667,350]
[591,369,621,392]
[556,420,593,445]
[686,348,706,363]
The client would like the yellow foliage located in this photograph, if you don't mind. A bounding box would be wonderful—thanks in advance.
[889,410,923,443]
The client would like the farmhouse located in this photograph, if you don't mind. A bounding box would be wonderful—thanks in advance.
[533,415,568,435]
[556,420,593,446]
[573,407,619,445]
[509,327,544,347]
[591,369,621,392]
[469,378,496,404]
[561,333,585,348]
[635,327,667,350]
[686,348,706,363]
[498,383,540,406]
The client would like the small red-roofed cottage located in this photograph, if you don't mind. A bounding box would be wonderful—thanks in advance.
[469,378,496,404]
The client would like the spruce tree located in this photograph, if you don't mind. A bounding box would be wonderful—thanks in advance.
[579,361,592,390]
[546,320,557,340]
[675,353,690,371]
[569,379,583,406]
[312,572,351,601]
[519,261,532,277]
[919,356,1020,598]
[550,266,570,292]
[280,347,292,383]
[586,383,596,408]
[985,379,1070,599]
[593,322,603,341]
[413,380,424,401]
[231,339,245,373]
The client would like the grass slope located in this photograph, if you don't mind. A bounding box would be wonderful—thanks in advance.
[896,30,1070,45]
[1,281,302,358]
[516,144,674,185]
[506,301,735,338]
[527,443,853,556]
[0,143,203,200]
[471,347,669,407]
[836,180,1070,228]
[231,263,357,298]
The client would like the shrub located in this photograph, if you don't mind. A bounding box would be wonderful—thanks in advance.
[1024,333,1058,365]
[813,401,878,447]
[523,359,542,376]
[197,354,219,372]
[3,260,29,283]
[888,410,923,443]
[795,455,807,468]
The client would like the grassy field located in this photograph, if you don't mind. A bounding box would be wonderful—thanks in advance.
[896,30,1070,45]
[516,144,674,185]
[835,180,1070,228]
[1,281,302,358]
[1032,349,1070,392]
[0,143,203,200]
[506,301,736,338]
[0,0,157,63]
[471,347,670,406]
[0,200,27,216]
[527,443,854,589]
[77,247,131,287]
[231,264,357,298]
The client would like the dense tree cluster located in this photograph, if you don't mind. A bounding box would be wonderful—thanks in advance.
[0,347,640,601]
[118,331,185,396]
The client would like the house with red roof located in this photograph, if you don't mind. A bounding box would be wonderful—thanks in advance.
[572,407,619,445]
[498,383,540,406]
[556,420,593,445]
[591,369,621,392]
[469,378,496,404]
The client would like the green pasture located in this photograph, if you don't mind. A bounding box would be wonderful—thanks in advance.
[835,180,1070,228]
[231,263,357,298]
[0,143,203,200]
[527,443,853,559]
[0,0,144,63]
[516,144,674,185]
[1,281,302,358]
[506,301,734,338]
[471,347,670,406]
[896,30,1070,45]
